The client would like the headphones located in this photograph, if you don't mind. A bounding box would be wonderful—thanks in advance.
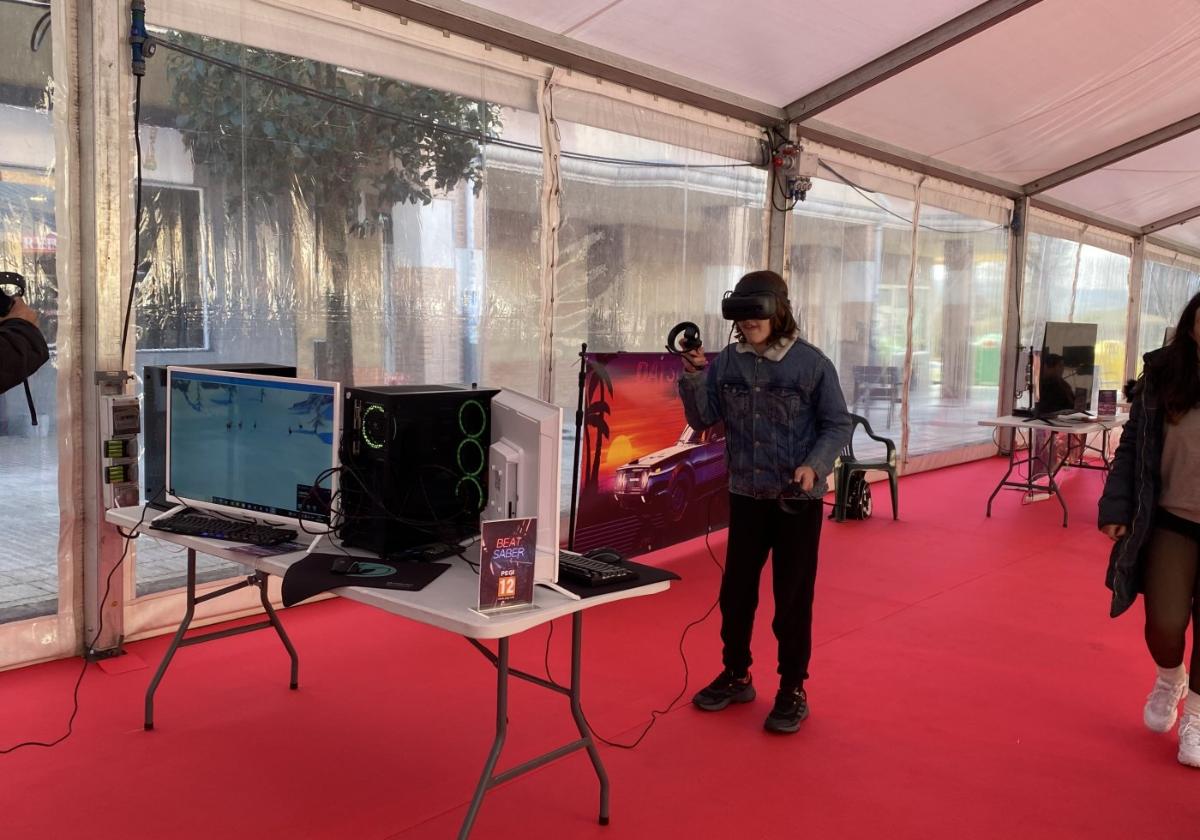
[666,321,703,356]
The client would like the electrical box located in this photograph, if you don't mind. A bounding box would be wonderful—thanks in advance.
[797,149,819,178]
[101,394,140,509]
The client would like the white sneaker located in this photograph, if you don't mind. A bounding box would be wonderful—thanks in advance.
[1178,713,1200,768]
[1144,674,1188,733]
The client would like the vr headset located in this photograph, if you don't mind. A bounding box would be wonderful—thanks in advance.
[721,288,783,322]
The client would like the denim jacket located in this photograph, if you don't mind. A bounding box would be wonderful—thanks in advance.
[678,334,852,500]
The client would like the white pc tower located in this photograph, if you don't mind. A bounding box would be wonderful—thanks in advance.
[484,388,568,594]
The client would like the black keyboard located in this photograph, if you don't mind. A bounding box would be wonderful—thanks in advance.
[150,512,297,546]
[558,551,637,587]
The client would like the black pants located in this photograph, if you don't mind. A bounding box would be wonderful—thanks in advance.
[1144,508,1200,693]
[720,492,823,688]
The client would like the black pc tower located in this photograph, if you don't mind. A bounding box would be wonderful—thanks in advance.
[143,362,297,509]
[339,384,499,556]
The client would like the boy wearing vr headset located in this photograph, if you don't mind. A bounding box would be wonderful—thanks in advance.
[678,270,851,733]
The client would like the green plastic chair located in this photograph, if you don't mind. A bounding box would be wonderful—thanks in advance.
[832,414,898,523]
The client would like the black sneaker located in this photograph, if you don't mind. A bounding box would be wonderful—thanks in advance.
[692,670,755,711]
[764,686,808,733]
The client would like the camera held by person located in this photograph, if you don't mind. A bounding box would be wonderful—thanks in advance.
[0,272,48,422]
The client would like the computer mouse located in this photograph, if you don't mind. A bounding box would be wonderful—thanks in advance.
[329,556,358,575]
[584,547,625,565]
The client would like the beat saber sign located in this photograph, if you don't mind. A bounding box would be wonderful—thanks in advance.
[478,516,536,613]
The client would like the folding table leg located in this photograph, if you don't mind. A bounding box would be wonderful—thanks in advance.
[144,548,198,730]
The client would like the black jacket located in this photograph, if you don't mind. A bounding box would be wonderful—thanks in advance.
[1097,349,1166,618]
[0,318,49,393]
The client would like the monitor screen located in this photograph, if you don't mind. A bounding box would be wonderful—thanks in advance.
[167,367,340,523]
[484,389,563,585]
[1038,322,1098,414]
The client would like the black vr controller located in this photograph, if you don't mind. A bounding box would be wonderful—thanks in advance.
[0,271,25,318]
[666,321,703,356]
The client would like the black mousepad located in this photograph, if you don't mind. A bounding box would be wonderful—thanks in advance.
[282,552,450,607]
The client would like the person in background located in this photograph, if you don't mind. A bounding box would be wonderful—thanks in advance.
[0,291,48,394]
[1036,353,1076,414]
[1099,291,1200,768]
[677,270,851,734]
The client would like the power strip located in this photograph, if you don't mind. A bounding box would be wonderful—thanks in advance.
[101,394,140,509]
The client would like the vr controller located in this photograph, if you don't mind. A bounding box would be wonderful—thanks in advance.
[0,271,25,319]
[666,321,702,356]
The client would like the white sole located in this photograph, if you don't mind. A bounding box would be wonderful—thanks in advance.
[1146,709,1180,733]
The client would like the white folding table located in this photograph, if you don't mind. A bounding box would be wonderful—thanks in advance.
[977,415,1128,527]
[106,505,672,838]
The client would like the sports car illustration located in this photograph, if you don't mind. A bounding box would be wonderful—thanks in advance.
[612,424,726,522]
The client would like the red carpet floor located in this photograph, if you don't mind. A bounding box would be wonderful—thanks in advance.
[3,458,1198,839]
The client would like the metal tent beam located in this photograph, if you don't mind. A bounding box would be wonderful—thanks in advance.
[1024,111,1200,194]
[797,119,1024,198]
[1142,204,1200,235]
[352,0,786,126]
[784,0,1045,122]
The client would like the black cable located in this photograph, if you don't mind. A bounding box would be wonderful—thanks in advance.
[544,492,725,750]
[765,131,799,214]
[331,462,481,572]
[818,161,1008,235]
[155,37,758,172]
[1,504,151,755]
[118,73,145,361]
[28,9,49,52]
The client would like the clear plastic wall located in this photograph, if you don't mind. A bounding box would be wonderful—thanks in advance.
[1138,251,1200,368]
[1022,215,1132,394]
[129,23,545,594]
[790,168,1010,464]
[0,1,64,631]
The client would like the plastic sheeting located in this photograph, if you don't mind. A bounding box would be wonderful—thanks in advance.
[0,0,80,667]
[790,169,1010,470]
[1137,249,1200,369]
[1021,211,1133,396]
[126,14,545,607]
[551,114,769,414]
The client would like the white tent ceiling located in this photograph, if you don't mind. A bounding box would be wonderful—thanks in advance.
[459,0,984,106]
[428,0,1200,254]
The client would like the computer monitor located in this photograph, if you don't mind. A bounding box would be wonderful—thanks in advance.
[165,366,341,527]
[483,388,563,586]
[1037,322,1098,414]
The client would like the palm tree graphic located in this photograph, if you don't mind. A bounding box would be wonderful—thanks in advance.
[582,358,615,491]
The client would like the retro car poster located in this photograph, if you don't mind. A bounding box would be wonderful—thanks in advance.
[478,517,536,613]
[571,352,728,557]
